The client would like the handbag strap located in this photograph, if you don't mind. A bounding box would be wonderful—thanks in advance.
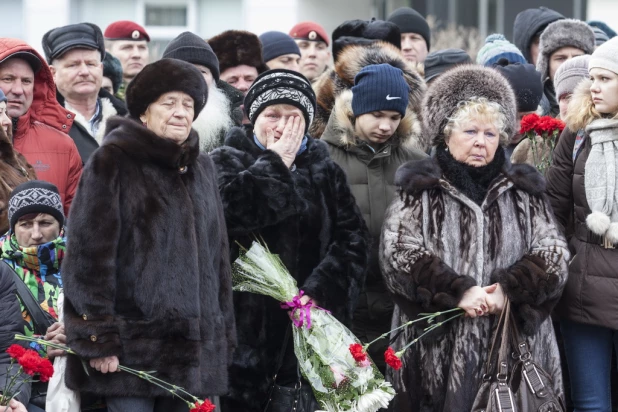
[483,297,510,377]
[4,261,55,335]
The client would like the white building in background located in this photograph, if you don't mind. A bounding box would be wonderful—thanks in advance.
[1,0,617,59]
[1,0,383,58]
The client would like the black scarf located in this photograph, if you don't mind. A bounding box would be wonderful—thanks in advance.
[436,144,505,205]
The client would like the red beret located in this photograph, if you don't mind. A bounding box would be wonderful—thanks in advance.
[289,22,329,46]
[104,20,150,42]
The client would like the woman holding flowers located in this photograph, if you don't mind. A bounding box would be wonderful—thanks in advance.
[546,36,618,410]
[380,65,569,411]
[211,69,368,411]
[61,59,235,411]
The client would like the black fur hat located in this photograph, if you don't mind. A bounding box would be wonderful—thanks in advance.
[331,19,401,63]
[125,58,207,120]
[208,30,269,75]
[422,65,517,147]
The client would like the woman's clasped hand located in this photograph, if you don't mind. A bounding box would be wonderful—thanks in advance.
[457,283,505,318]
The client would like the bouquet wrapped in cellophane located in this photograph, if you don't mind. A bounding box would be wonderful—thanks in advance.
[232,242,395,412]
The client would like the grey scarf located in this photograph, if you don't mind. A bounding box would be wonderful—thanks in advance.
[584,118,618,243]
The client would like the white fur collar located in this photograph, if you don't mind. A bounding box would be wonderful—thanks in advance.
[65,98,118,144]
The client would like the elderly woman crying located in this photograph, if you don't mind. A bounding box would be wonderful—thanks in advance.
[380,65,569,412]
[62,59,235,411]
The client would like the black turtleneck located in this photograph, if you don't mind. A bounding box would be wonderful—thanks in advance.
[436,144,505,205]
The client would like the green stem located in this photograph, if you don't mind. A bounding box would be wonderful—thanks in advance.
[14,335,77,355]
[116,366,194,407]
[117,366,198,403]
[364,308,463,349]
[396,313,464,356]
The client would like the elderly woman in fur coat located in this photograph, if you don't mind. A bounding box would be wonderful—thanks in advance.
[380,65,569,411]
[546,37,618,410]
[62,59,235,412]
[211,69,368,411]
[321,63,426,373]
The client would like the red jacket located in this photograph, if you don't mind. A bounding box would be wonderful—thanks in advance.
[0,39,82,215]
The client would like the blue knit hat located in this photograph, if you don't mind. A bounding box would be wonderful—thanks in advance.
[259,31,301,63]
[476,34,527,66]
[352,64,409,117]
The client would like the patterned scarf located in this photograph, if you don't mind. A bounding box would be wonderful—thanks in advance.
[0,231,66,336]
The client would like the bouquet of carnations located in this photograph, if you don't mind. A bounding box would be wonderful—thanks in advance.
[0,344,54,407]
[232,242,395,412]
[517,113,565,174]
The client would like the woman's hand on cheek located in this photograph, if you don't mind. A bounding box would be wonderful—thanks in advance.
[265,116,303,168]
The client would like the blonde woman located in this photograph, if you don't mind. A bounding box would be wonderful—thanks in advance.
[546,36,618,411]
[380,65,569,411]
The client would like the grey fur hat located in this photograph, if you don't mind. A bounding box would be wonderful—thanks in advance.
[423,65,517,147]
[537,19,595,82]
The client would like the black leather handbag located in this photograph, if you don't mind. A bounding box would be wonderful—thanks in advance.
[471,299,565,412]
[263,327,320,412]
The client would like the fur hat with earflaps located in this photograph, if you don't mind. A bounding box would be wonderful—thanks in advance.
[536,19,595,83]
[422,65,517,147]
[208,30,269,75]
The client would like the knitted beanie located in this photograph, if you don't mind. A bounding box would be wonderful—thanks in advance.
[102,52,123,94]
[387,7,431,50]
[592,26,610,46]
[588,21,617,39]
[493,59,543,112]
[244,69,316,133]
[259,31,301,63]
[352,64,410,117]
[589,36,618,76]
[537,19,596,82]
[476,34,526,67]
[163,31,220,82]
[554,54,591,99]
[8,180,65,232]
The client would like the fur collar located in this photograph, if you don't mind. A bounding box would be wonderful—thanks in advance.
[103,117,200,169]
[223,126,331,165]
[320,89,422,150]
[396,153,546,199]
[310,42,426,145]
[65,97,117,144]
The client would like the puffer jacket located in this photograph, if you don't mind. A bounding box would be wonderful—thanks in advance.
[321,89,426,371]
[0,39,82,215]
[546,79,618,328]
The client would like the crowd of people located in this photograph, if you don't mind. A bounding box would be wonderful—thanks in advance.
[0,5,617,412]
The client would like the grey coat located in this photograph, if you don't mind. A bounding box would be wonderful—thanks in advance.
[380,157,569,411]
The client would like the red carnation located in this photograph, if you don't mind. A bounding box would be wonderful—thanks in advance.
[349,343,367,363]
[519,113,540,134]
[384,347,403,370]
[36,357,54,382]
[18,350,43,376]
[190,399,216,412]
[6,344,26,360]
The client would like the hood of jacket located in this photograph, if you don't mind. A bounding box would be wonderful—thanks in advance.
[321,89,422,151]
[0,38,73,137]
[310,41,426,145]
[513,7,564,63]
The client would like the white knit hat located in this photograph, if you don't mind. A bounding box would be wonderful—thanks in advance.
[589,36,618,75]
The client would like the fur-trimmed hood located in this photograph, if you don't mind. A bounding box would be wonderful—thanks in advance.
[321,89,422,150]
[395,156,546,199]
[310,42,426,146]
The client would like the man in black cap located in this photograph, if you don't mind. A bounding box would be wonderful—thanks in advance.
[387,7,431,63]
[43,23,127,163]
[162,31,243,152]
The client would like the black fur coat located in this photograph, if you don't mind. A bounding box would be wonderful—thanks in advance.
[210,127,368,411]
[62,117,235,398]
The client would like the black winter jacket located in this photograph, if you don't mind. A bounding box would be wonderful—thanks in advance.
[211,127,368,412]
